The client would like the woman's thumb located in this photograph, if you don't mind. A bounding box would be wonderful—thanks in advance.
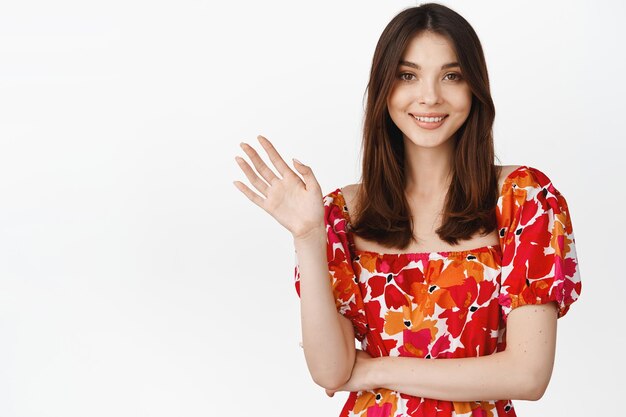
[293,158,310,174]
[293,158,317,185]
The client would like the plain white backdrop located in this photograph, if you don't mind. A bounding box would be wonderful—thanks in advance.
[0,0,623,416]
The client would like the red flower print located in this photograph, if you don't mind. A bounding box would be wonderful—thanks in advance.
[399,328,431,357]
[292,172,581,417]
[353,390,399,417]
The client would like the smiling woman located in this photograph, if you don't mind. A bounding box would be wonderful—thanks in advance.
[350,4,500,252]
[233,2,582,417]
[387,31,472,155]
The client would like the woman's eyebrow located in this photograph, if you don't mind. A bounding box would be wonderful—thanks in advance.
[399,60,460,70]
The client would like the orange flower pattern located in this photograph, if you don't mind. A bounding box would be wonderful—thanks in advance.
[293,165,582,417]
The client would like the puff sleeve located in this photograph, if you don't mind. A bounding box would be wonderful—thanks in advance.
[496,166,582,324]
[293,190,369,342]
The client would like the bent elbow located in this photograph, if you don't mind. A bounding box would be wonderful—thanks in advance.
[528,381,549,401]
[523,373,551,401]
[524,386,544,401]
[304,339,355,390]
[311,371,350,391]
[306,358,352,390]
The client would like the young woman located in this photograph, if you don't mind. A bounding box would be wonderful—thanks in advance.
[233,3,582,416]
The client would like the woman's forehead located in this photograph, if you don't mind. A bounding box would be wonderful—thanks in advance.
[401,33,458,66]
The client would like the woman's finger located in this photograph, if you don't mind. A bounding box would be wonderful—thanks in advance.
[239,141,280,186]
[291,157,319,190]
[233,180,266,210]
[256,135,300,181]
[235,155,270,198]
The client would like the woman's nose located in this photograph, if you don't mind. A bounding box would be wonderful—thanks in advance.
[416,79,442,105]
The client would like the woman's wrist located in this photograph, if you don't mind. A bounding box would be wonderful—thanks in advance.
[292,224,326,246]
[365,356,384,390]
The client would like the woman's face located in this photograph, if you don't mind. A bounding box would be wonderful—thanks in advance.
[387,31,472,148]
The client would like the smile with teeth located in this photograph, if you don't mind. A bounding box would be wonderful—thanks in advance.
[413,115,447,122]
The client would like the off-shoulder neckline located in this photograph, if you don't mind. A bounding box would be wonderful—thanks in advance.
[330,165,530,258]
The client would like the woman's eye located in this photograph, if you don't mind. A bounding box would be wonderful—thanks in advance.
[398,72,462,82]
[444,73,462,81]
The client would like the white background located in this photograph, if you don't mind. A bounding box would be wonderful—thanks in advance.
[0,0,622,416]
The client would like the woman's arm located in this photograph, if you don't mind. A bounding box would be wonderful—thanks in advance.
[295,228,355,391]
[364,302,558,401]
[234,136,355,390]
[324,302,559,401]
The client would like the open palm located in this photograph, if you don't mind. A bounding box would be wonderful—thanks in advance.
[233,135,325,239]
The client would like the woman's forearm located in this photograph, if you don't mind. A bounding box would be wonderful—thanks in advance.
[368,351,535,402]
[294,226,354,390]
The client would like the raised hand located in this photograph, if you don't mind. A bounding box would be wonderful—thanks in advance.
[233,135,325,240]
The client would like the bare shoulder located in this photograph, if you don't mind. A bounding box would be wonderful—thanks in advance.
[497,165,523,190]
[340,183,360,197]
[339,183,361,214]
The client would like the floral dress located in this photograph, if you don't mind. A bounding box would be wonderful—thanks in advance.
[293,165,582,417]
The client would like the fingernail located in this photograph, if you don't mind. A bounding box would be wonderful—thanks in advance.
[293,158,303,165]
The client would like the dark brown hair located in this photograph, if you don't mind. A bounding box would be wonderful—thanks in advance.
[350,2,502,249]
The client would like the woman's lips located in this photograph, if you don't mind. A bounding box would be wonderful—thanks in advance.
[410,114,448,130]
